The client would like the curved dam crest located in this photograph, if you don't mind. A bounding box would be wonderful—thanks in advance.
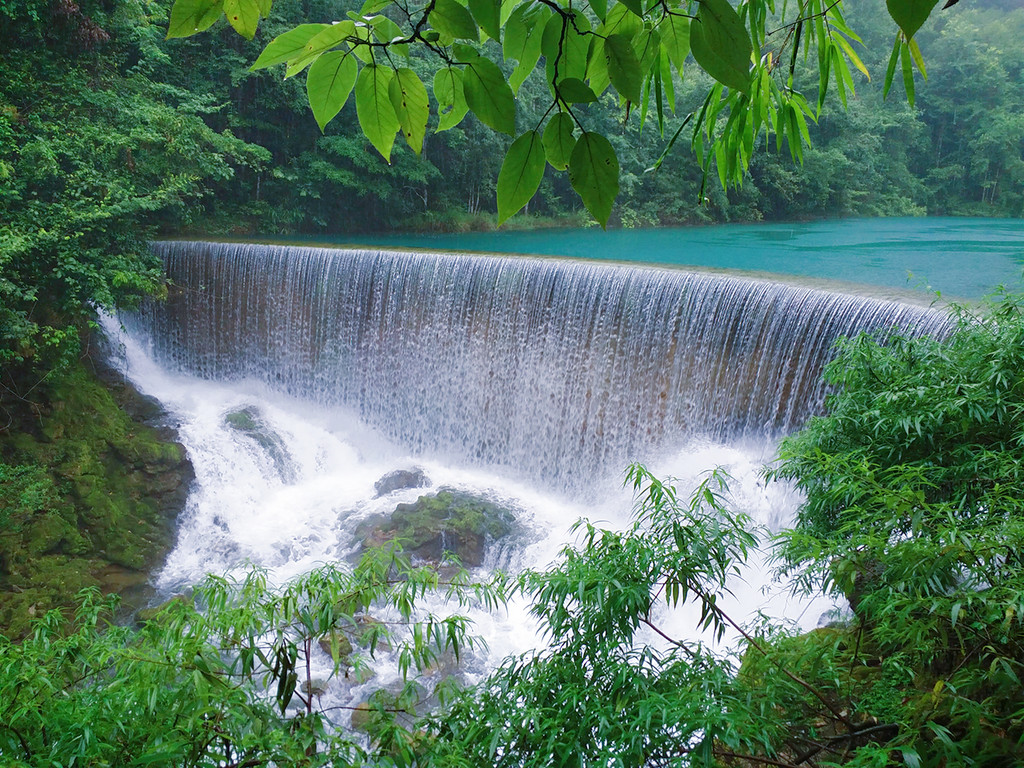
[125,241,951,492]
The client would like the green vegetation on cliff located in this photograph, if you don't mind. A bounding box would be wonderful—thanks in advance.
[0,357,191,637]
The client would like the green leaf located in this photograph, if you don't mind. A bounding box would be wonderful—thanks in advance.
[389,67,429,154]
[434,67,469,131]
[255,0,270,18]
[360,0,391,14]
[584,38,608,97]
[355,64,401,162]
[605,33,642,103]
[568,132,619,228]
[251,24,331,70]
[882,36,900,98]
[690,0,752,94]
[618,0,642,18]
[469,0,501,40]
[223,0,259,39]
[542,112,575,170]
[599,3,641,39]
[167,0,223,38]
[589,0,607,22]
[367,15,409,56]
[542,11,591,82]
[306,50,357,132]
[555,77,597,103]
[900,40,915,108]
[504,4,549,93]
[886,0,940,40]
[635,27,661,76]
[285,21,356,77]
[497,131,545,224]
[431,0,479,40]
[660,14,690,72]
[463,57,516,135]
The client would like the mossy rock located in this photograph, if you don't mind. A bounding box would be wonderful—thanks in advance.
[0,353,193,638]
[356,489,516,567]
[223,406,295,483]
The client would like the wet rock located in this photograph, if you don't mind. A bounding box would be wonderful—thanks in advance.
[373,467,430,497]
[319,630,354,660]
[356,489,516,567]
[223,406,295,482]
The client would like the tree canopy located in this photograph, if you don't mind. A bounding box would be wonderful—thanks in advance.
[167,0,950,226]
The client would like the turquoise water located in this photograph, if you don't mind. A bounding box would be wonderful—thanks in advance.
[291,217,1024,300]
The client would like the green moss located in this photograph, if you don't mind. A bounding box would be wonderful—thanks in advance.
[0,358,191,638]
[358,489,515,567]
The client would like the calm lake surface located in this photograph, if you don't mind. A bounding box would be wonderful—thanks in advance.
[289,217,1024,300]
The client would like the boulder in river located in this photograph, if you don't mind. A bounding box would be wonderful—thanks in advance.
[357,489,516,567]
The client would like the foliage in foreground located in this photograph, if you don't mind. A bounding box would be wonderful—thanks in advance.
[170,0,952,227]
[3,295,1024,766]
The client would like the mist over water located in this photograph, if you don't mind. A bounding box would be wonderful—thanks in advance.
[108,241,952,676]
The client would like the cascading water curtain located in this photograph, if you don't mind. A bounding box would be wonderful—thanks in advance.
[126,241,951,491]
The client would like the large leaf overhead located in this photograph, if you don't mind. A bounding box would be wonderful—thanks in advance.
[690,0,752,94]
[497,131,545,223]
[355,64,401,162]
[434,67,469,131]
[568,132,619,228]
[431,0,479,40]
[604,33,642,104]
[306,51,357,131]
[542,112,576,171]
[463,57,515,135]
[251,24,330,70]
[167,0,223,38]
[389,68,429,154]
[886,0,941,39]
[223,0,260,39]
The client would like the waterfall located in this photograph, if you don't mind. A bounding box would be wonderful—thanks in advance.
[125,240,949,492]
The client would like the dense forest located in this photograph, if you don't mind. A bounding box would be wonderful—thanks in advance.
[2,0,1024,764]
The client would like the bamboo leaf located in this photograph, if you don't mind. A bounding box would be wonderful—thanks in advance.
[900,40,915,108]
